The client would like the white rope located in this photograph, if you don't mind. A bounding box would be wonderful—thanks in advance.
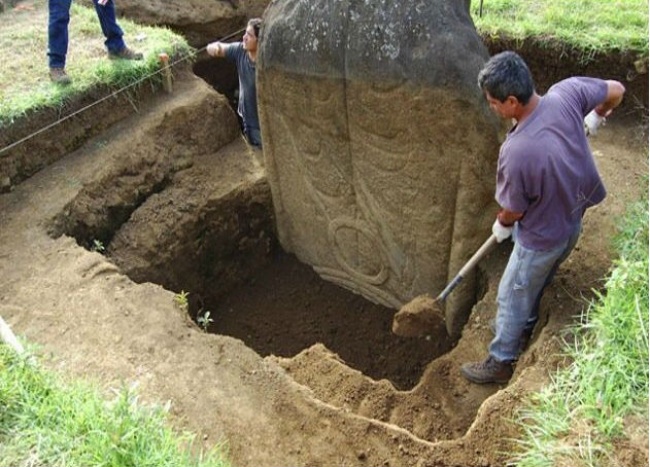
[0,314,25,355]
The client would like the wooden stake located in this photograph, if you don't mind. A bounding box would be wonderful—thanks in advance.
[159,53,173,93]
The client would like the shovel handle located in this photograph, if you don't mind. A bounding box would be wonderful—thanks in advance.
[435,234,498,302]
[457,234,498,277]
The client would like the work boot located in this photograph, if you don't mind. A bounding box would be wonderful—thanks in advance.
[49,67,71,85]
[461,356,513,384]
[108,47,143,60]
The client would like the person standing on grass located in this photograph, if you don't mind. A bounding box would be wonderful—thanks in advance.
[48,0,143,85]
[461,51,625,384]
[206,18,263,149]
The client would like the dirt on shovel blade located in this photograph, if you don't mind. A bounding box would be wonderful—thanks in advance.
[392,294,446,337]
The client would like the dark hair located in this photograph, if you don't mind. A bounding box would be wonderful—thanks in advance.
[248,18,262,38]
[477,51,535,105]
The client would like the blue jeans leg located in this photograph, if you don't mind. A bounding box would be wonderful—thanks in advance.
[93,0,126,53]
[48,0,72,68]
[489,222,582,362]
[244,126,262,148]
[526,222,582,328]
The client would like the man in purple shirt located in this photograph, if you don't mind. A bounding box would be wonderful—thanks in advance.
[461,51,625,384]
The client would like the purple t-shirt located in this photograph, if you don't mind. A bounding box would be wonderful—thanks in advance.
[496,77,608,251]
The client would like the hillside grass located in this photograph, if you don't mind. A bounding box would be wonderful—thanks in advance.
[1,0,648,129]
[471,0,649,59]
[0,346,230,467]
[511,184,649,467]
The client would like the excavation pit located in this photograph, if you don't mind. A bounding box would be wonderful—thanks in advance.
[49,159,454,391]
[38,73,520,447]
[195,249,453,390]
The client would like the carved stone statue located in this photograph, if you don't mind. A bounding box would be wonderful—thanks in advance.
[257,0,504,337]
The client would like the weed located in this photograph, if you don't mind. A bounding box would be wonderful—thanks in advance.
[174,290,189,312]
[197,310,214,332]
[91,239,105,253]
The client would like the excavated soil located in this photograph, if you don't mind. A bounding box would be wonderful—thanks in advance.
[0,18,648,467]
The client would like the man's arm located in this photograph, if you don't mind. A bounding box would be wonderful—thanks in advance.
[497,207,524,226]
[206,42,227,58]
[592,80,626,117]
[491,207,525,243]
[584,80,625,135]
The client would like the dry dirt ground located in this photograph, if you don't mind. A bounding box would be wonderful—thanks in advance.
[0,11,648,467]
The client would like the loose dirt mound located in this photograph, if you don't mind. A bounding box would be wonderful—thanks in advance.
[0,41,647,467]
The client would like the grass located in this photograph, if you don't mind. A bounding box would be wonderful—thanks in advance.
[511,183,649,467]
[471,0,649,59]
[0,0,193,127]
[0,345,230,467]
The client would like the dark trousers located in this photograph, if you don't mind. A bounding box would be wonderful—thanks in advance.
[48,0,126,68]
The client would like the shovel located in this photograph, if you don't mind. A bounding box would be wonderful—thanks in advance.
[392,234,498,337]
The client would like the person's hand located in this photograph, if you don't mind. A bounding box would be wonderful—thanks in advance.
[584,109,605,136]
[97,0,109,6]
[492,219,513,243]
[206,42,220,57]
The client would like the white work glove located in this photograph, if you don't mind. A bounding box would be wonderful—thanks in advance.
[584,110,605,136]
[492,219,513,243]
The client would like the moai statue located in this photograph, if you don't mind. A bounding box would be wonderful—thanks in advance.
[257,0,504,337]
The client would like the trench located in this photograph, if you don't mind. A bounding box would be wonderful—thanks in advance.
[196,249,453,390]
[46,59,502,443]
[51,169,454,390]
[50,169,491,439]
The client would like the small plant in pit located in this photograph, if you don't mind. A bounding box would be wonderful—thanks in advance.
[91,239,105,253]
[174,290,189,312]
[197,310,214,332]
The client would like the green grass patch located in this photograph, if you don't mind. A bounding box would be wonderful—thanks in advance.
[512,180,649,467]
[0,345,230,467]
[0,0,193,127]
[471,0,649,58]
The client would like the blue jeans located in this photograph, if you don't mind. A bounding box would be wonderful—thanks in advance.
[489,222,582,362]
[48,0,126,68]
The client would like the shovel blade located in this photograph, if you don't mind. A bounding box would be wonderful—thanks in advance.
[392,294,446,338]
